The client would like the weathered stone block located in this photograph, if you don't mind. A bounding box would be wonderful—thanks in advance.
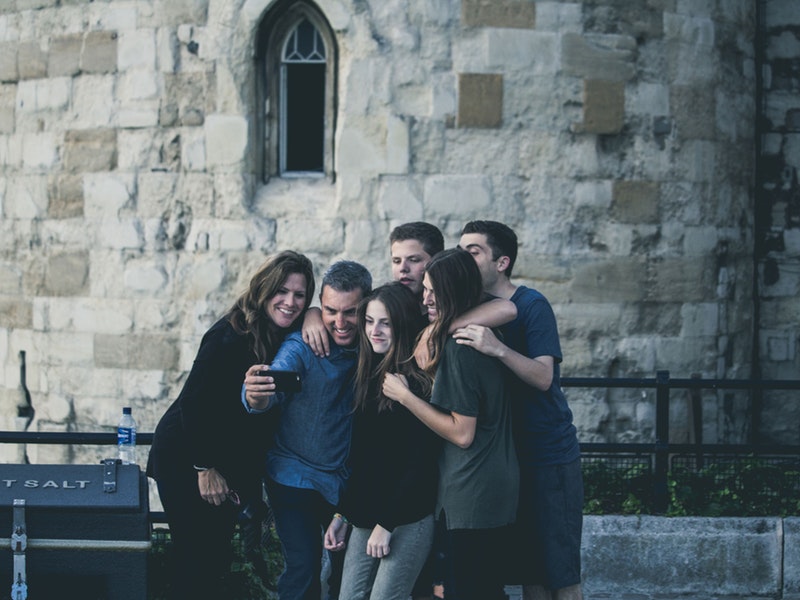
[63,129,118,173]
[562,32,637,81]
[457,73,503,128]
[582,517,782,597]
[612,180,660,223]
[424,174,492,218]
[48,33,82,77]
[578,79,625,134]
[786,518,800,597]
[82,31,118,74]
[0,262,22,295]
[461,0,535,29]
[649,257,716,302]
[17,41,47,80]
[94,333,179,371]
[0,43,18,82]
[44,251,89,296]
[152,0,210,26]
[48,174,84,218]
[672,84,716,139]
[205,114,248,168]
[0,299,32,328]
[570,258,648,302]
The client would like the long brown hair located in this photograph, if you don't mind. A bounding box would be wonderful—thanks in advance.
[353,282,432,412]
[422,248,483,375]
[227,250,315,362]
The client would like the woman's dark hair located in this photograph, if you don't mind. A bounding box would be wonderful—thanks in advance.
[422,248,483,375]
[353,282,431,412]
[227,250,315,362]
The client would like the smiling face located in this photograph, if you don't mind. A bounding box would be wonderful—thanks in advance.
[391,239,432,296]
[266,272,308,329]
[364,299,393,355]
[320,286,363,347]
[421,273,438,323]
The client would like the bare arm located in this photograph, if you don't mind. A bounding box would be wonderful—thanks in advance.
[382,373,476,448]
[453,325,554,391]
[449,297,516,333]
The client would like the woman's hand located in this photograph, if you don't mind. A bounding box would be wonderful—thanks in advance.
[324,515,349,552]
[382,373,411,406]
[301,307,329,357]
[197,468,229,506]
[366,524,392,558]
[243,365,277,410]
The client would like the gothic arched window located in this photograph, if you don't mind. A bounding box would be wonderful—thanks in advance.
[257,2,337,180]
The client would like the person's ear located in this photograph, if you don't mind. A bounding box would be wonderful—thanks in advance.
[497,255,511,273]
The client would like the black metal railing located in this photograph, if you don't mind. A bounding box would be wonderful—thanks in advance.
[3,370,800,515]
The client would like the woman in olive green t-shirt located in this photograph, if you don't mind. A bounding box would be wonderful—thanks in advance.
[383,248,519,600]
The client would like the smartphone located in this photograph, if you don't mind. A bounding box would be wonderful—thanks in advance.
[256,369,302,393]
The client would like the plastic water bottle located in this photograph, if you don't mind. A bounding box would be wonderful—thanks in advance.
[117,407,137,465]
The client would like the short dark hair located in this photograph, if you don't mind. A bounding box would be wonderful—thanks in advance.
[389,222,444,257]
[321,260,372,298]
[461,220,518,278]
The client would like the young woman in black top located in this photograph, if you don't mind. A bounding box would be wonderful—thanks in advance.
[147,250,315,600]
[324,282,439,600]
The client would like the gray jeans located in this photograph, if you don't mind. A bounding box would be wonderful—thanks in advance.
[339,514,434,600]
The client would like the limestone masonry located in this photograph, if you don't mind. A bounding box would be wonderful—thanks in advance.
[0,0,798,464]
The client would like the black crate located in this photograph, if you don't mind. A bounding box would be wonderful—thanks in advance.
[0,463,149,600]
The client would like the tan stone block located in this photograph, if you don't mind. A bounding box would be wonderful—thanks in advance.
[570,258,648,302]
[17,41,47,80]
[462,0,535,29]
[457,73,503,128]
[0,299,33,328]
[82,31,118,74]
[44,251,89,296]
[48,34,82,77]
[649,257,716,303]
[0,43,18,82]
[612,180,660,224]
[671,84,715,139]
[48,174,84,218]
[578,79,625,134]
[63,129,118,173]
[94,333,179,371]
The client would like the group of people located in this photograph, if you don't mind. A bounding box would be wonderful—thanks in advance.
[147,220,584,600]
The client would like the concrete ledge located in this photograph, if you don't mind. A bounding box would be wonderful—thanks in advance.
[582,516,785,598]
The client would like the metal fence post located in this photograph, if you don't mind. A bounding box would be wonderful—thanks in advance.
[654,370,670,513]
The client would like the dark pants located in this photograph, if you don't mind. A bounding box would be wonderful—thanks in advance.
[443,525,510,600]
[266,477,344,600]
[156,470,239,600]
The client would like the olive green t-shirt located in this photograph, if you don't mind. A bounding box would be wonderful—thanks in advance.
[431,338,519,529]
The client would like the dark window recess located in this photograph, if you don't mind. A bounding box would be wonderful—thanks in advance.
[285,63,325,172]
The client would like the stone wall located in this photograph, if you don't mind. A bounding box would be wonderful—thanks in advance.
[0,0,783,464]
[757,0,800,444]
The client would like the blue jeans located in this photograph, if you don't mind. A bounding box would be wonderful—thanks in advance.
[266,477,343,600]
[339,514,434,600]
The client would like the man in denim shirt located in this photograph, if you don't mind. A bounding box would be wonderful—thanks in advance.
[243,260,372,600]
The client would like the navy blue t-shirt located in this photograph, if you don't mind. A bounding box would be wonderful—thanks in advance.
[500,286,580,467]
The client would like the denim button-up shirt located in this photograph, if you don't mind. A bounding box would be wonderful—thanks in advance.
[242,331,357,505]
